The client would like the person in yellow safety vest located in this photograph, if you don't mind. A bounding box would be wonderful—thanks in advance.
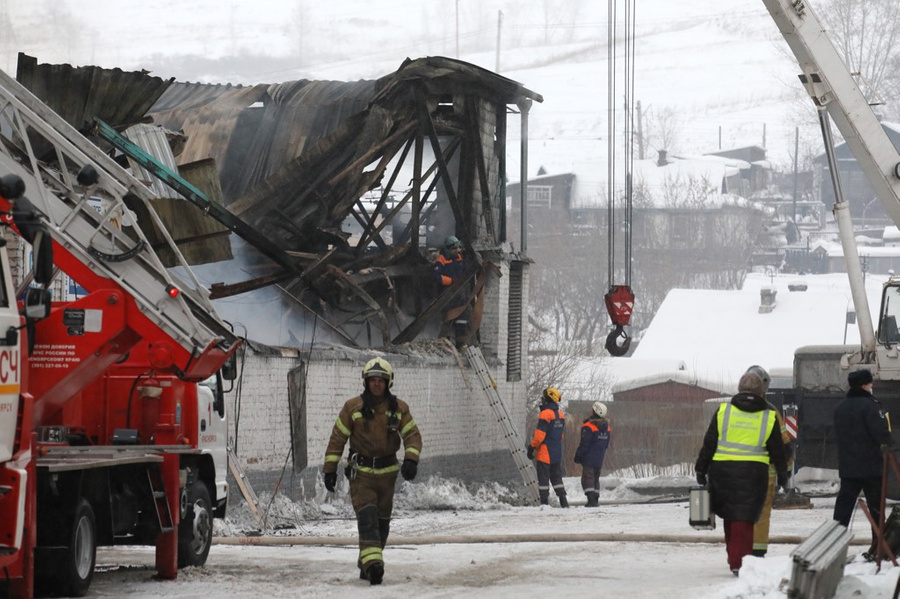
[745,365,795,558]
[695,372,789,576]
[322,357,423,586]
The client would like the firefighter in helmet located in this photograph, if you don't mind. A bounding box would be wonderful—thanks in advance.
[322,357,423,585]
[527,387,568,507]
[746,365,794,557]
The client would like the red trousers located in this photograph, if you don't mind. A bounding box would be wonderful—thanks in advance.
[723,520,754,571]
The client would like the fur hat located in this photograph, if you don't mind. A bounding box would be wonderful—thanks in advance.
[848,369,874,389]
[738,372,766,398]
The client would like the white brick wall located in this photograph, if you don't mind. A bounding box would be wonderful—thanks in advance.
[228,345,528,489]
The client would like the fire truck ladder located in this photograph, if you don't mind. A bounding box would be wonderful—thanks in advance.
[0,68,235,362]
[463,345,540,504]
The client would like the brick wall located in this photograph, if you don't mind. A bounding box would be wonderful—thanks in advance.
[227,344,528,502]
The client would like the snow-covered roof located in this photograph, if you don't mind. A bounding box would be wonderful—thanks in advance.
[630,272,889,390]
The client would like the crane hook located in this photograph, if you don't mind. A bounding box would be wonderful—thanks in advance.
[605,325,631,356]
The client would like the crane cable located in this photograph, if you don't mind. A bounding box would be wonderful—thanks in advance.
[604,0,636,357]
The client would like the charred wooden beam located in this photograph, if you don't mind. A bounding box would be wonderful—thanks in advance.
[415,86,468,240]
[209,271,295,299]
[467,96,496,241]
[392,266,479,344]
[326,264,391,346]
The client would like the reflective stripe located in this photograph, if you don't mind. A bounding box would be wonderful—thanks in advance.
[355,463,400,475]
[405,447,420,457]
[401,419,417,436]
[714,404,773,464]
[324,454,341,464]
[334,416,351,437]
[360,546,383,564]
[351,411,364,421]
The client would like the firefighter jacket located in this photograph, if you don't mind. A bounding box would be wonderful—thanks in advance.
[323,393,422,476]
[530,402,565,465]
[695,393,788,522]
[834,387,894,479]
[574,415,610,470]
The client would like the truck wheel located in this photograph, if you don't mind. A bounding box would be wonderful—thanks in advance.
[178,480,213,568]
[62,498,97,597]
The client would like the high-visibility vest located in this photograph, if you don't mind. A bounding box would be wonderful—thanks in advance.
[712,403,775,464]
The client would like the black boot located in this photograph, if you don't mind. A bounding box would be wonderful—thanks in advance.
[585,492,599,507]
[558,494,568,508]
[539,490,550,505]
[368,562,384,585]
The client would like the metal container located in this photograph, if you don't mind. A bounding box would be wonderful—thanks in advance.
[689,485,715,530]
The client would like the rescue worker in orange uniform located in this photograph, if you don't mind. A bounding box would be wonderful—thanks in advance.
[323,357,423,585]
[527,387,568,507]
[745,365,794,557]
[432,235,471,348]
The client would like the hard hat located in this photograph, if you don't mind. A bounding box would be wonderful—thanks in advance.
[745,365,771,394]
[362,357,394,388]
[542,387,561,403]
[443,235,461,250]
[592,401,608,418]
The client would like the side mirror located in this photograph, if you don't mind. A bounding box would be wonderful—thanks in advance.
[221,353,237,381]
[31,228,54,287]
[23,287,51,320]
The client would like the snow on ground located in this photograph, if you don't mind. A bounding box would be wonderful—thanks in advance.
[83,474,899,598]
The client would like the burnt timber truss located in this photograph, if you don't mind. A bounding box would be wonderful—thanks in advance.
[17,54,542,348]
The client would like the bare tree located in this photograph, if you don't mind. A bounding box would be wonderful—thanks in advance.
[820,0,900,120]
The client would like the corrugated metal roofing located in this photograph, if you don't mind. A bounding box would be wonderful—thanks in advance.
[16,52,173,132]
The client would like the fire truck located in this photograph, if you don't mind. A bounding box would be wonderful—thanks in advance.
[0,66,241,597]
[761,0,900,486]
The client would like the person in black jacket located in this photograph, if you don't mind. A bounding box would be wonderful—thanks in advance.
[833,369,894,533]
[695,372,789,576]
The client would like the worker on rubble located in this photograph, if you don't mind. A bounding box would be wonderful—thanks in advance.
[432,235,471,349]
[833,368,894,560]
[695,372,789,576]
[322,357,423,585]
[574,401,611,507]
[527,387,568,507]
[745,365,795,558]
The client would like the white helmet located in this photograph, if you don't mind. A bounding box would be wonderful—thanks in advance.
[592,401,608,418]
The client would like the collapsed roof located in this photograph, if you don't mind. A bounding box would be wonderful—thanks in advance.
[16,53,541,348]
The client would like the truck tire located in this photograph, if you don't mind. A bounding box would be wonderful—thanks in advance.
[178,480,213,568]
[62,498,97,597]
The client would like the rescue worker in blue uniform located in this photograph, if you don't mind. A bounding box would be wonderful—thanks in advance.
[527,387,568,507]
[323,358,423,585]
[695,372,789,576]
[833,368,894,548]
[574,401,611,507]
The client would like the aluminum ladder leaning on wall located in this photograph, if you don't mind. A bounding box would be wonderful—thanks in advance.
[463,345,540,504]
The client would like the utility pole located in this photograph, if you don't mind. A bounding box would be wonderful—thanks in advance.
[793,126,799,222]
[456,0,460,58]
[636,100,644,160]
[495,10,503,72]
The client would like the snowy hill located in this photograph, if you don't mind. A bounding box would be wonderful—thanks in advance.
[1,0,820,169]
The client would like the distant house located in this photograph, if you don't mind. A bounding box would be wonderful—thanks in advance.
[814,121,900,224]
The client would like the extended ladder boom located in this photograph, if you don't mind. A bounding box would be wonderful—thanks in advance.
[0,67,237,380]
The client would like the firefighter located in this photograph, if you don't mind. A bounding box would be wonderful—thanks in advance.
[695,372,789,576]
[432,235,470,348]
[745,365,794,558]
[322,357,423,585]
[527,387,568,507]
[574,401,611,507]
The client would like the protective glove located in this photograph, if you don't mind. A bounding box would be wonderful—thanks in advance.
[777,471,790,491]
[526,446,536,460]
[401,459,418,481]
[324,472,337,493]
[696,472,707,486]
